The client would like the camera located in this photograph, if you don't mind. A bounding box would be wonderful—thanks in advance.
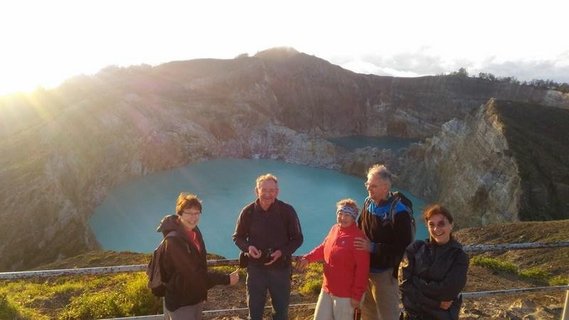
[259,248,274,263]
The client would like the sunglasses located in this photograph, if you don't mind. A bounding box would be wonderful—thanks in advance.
[427,220,448,228]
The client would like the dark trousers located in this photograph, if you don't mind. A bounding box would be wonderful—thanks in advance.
[400,310,435,320]
[246,264,291,320]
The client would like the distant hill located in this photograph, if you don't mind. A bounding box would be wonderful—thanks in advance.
[1,47,568,271]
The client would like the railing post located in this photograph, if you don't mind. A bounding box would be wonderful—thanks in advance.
[562,282,569,320]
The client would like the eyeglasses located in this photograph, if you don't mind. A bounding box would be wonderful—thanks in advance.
[427,220,447,228]
[364,182,387,189]
[182,211,201,216]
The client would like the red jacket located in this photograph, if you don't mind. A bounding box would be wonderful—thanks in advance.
[304,223,370,301]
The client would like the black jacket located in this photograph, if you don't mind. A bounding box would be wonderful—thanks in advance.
[157,215,229,312]
[233,199,303,268]
[399,238,469,320]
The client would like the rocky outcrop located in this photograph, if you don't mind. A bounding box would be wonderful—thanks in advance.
[1,48,568,271]
[399,100,522,227]
[399,99,569,226]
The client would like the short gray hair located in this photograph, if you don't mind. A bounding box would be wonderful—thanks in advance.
[367,164,394,182]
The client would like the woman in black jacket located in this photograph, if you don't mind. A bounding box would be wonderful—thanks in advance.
[158,193,239,320]
[398,204,469,320]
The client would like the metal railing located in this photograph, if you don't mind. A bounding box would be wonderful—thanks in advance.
[1,241,568,319]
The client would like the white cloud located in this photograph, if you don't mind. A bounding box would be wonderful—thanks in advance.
[1,0,568,94]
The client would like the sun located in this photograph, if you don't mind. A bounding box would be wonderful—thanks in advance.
[0,71,56,96]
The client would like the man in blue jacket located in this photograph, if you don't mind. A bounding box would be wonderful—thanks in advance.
[355,164,414,320]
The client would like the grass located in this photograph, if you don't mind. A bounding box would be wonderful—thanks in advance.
[0,293,20,319]
[471,255,567,286]
[471,256,517,274]
[0,273,161,320]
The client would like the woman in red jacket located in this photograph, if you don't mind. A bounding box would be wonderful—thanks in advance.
[298,199,370,320]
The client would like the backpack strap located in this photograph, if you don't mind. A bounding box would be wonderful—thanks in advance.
[389,192,412,226]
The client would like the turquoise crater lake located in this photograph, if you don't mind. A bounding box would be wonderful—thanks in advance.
[89,159,427,259]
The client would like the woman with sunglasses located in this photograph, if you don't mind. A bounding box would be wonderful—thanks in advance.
[398,204,469,320]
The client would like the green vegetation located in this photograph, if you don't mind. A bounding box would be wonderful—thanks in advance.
[0,273,161,320]
[471,255,568,286]
[297,263,323,296]
[0,293,20,319]
[471,256,517,274]
[0,259,240,320]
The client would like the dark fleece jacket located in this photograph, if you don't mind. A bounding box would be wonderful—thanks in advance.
[399,238,469,320]
[157,214,229,312]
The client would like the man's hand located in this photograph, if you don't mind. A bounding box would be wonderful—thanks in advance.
[248,245,262,259]
[264,249,282,265]
[354,236,373,252]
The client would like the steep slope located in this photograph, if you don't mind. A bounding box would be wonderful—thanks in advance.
[495,101,569,220]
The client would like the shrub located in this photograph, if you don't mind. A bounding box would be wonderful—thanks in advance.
[549,275,569,286]
[519,267,550,283]
[123,273,162,315]
[0,293,20,319]
[297,263,323,296]
[471,256,517,274]
[58,291,126,320]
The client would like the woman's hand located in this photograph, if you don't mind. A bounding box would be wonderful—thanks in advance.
[439,300,453,310]
[296,257,309,271]
[229,269,240,285]
[350,298,360,308]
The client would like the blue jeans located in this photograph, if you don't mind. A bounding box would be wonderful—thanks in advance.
[246,264,291,320]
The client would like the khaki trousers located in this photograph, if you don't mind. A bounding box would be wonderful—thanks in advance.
[361,269,400,320]
[314,289,356,320]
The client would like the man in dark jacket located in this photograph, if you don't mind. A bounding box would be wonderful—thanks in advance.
[159,193,239,320]
[355,164,414,320]
[233,174,304,320]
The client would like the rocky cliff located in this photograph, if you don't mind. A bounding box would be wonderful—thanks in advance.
[400,99,569,226]
[1,47,568,271]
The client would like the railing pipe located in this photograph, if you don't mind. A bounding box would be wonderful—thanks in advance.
[2,242,568,280]
[463,241,569,253]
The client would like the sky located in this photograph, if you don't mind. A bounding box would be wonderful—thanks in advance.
[1,0,568,95]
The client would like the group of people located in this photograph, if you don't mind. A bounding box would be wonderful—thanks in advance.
[155,164,469,320]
